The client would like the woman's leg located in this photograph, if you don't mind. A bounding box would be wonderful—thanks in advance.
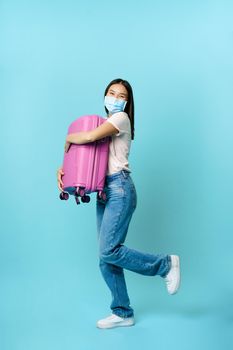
[99,172,171,277]
[97,171,171,318]
[97,197,133,318]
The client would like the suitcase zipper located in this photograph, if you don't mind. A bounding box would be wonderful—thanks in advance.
[91,117,101,191]
[89,116,99,192]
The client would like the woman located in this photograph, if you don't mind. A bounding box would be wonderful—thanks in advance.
[57,78,181,329]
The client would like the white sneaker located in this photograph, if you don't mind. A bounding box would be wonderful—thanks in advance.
[164,255,181,295]
[97,314,135,329]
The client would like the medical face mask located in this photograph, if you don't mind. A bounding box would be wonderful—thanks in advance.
[104,95,127,114]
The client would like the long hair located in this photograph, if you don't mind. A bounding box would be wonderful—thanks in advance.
[104,78,135,140]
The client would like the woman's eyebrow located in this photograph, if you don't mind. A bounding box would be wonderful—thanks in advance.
[109,89,127,97]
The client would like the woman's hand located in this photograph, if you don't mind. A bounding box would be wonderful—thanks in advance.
[57,167,64,191]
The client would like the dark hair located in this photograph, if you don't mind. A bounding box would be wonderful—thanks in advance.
[104,78,135,140]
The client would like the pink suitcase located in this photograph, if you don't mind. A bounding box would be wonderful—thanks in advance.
[59,115,110,205]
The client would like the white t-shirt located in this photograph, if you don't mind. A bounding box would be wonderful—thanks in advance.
[106,112,132,175]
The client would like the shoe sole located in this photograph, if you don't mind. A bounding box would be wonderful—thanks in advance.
[97,320,135,329]
[169,255,180,295]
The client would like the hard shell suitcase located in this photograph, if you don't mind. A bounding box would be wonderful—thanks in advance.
[59,115,110,205]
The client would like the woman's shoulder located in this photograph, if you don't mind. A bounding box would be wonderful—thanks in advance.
[108,112,128,119]
[107,112,130,135]
[108,112,130,124]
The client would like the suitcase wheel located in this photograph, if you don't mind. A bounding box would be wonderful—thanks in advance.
[97,191,107,202]
[81,195,90,203]
[101,192,107,201]
[60,192,69,200]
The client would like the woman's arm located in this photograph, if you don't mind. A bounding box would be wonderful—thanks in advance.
[66,121,119,145]
[57,167,64,191]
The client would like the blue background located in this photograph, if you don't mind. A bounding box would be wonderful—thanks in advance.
[1,0,233,349]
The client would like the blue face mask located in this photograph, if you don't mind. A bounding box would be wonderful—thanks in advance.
[104,96,127,114]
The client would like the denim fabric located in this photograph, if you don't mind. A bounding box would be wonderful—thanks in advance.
[96,170,171,318]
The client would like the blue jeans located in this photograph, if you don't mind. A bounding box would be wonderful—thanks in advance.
[96,170,171,318]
